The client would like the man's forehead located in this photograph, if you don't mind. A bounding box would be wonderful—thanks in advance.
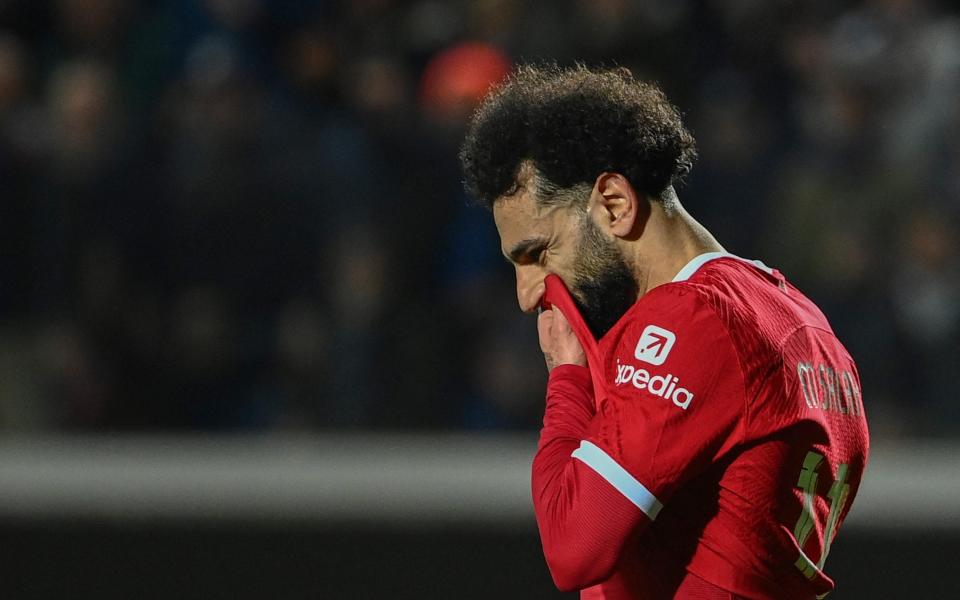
[494,187,538,219]
[493,188,549,240]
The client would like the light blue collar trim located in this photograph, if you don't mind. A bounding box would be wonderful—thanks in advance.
[671,251,775,282]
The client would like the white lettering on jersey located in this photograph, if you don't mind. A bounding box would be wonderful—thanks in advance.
[796,361,863,417]
[614,359,694,409]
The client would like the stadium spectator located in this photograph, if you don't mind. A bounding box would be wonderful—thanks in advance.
[0,0,954,435]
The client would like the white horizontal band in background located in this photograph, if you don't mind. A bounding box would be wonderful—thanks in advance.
[0,434,953,531]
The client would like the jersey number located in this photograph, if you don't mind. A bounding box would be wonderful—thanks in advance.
[792,450,850,581]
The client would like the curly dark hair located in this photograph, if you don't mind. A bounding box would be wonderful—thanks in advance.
[459,64,697,209]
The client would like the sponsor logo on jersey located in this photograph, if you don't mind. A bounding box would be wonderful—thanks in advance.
[634,325,676,365]
[614,358,694,409]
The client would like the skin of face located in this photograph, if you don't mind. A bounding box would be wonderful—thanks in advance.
[493,186,583,315]
[492,168,723,369]
[493,170,642,341]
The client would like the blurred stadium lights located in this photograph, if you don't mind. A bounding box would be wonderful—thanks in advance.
[0,434,955,532]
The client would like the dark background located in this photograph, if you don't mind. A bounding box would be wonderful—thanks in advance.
[1,0,957,437]
[1,1,958,598]
[1,521,956,599]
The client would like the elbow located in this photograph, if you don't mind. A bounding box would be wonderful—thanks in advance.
[543,541,615,592]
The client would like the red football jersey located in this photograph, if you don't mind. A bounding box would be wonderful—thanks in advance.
[532,252,870,599]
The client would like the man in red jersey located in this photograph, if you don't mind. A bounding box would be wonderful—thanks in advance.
[458,65,869,600]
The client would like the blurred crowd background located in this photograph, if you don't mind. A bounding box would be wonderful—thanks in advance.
[0,0,957,437]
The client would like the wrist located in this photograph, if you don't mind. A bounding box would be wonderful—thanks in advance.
[545,354,588,372]
[545,363,595,415]
[548,363,591,383]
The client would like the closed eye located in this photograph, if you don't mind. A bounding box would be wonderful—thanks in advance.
[505,237,550,266]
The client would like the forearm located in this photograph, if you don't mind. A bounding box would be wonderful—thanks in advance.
[532,365,643,591]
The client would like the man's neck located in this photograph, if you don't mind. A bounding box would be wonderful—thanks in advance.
[628,200,725,297]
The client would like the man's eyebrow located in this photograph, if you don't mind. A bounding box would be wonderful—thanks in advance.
[505,237,549,263]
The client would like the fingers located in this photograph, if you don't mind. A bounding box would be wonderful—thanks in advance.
[538,306,587,369]
[537,308,555,354]
[552,305,573,337]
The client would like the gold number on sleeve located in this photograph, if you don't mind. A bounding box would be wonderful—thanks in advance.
[792,451,850,582]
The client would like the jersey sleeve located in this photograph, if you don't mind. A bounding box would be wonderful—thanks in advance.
[532,285,746,591]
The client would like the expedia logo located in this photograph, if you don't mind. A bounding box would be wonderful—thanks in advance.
[614,359,694,410]
[634,325,675,365]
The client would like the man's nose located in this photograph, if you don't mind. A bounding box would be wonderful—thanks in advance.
[516,266,546,313]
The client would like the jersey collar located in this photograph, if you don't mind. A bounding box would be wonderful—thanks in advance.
[672,251,775,282]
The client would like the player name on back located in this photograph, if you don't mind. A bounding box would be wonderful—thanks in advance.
[796,360,864,417]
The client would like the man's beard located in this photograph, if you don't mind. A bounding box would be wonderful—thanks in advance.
[570,216,640,340]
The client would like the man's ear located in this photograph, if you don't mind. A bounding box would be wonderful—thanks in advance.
[588,172,648,240]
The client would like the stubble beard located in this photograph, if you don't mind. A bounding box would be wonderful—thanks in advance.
[570,216,640,340]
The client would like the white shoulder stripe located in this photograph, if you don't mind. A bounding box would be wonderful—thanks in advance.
[571,440,663,520]
[671,251,775,282]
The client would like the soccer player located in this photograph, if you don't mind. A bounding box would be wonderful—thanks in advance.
[458,65,870,599]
